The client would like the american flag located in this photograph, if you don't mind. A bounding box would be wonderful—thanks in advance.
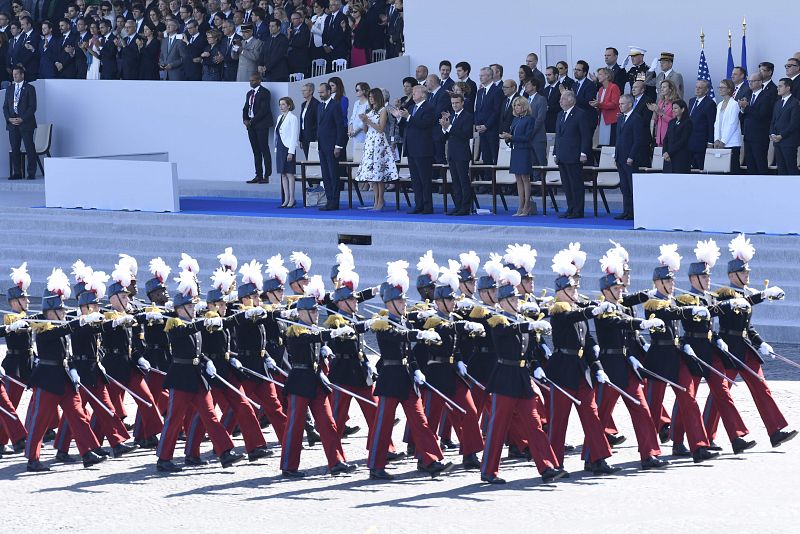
[697,49,715,99]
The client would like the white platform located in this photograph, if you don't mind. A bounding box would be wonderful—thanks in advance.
[633,173,799,234]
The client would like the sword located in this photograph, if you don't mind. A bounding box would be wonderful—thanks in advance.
[717,347,766,382]
[638,366,687,392]
[0,404,17,420]
[464,371,486,391]
[601,379,641,405]
[104,373,154,408]
[240,366,285,388]
[228,351,289,377]
[3,374,28,390]
[77,383,115,416]
[542,377,581,405]
[141,366,167,376]
[213,373,262,410]
[328,383,378,407]
[681,347,737,386]
[532,376,551,392]
[769,351,800,371]
[422,381,467,414]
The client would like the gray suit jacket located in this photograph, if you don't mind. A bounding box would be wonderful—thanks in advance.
[528,92,548,145]
[236,37,263,82]
[656,70,684,99]
[159,35,187,80]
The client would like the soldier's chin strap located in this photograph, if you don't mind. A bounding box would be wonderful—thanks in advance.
[690,274,707,293]
[734,271,747,288]
[501,298,519,315]
[340,300,357,316]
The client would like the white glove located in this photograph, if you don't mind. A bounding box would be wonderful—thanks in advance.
[682,344,697,357]
[596,370,609,384]
[640,318,664,330]
[533,367,546,380]
[97,360,107,374]
[593,345,600,357]
[113,314,136,327]
[8,319,29,331]
[716,339,729,352]
[646,288,657,297]
[363,317,378,329]
[520,301,540,314]
[592,301,614,316]
[456,361,467,376]
[463,321,484,334]
[764,286,785,300]
[205,360,217,377]
[245,307,266,318]
[628,356,643,370]
[137,357,151,371]
[759,342,774,358]
[164,301,174,312]
[280,309,297,319]
[416,309,436,319]
[319,372,332,388]
[691,306,710,319]
[729,297,751,311]
[455,299,472,310]
[265,356,278,370]
[0,365,5,377]
[530,319,551,335]
[643,342,651,352]
[320,345,333,358]
[416,330,441,343]
[81,312,104,325]
[332,325,355,338]
[542,343,552,358]
[145,311,164,321]
[366,360,377,376]
[204,317,223,328]
[229,358,243,370]
[539,296,554,305]
[195,300,208,313]
[69,368,81,385]
[413,370,426,385]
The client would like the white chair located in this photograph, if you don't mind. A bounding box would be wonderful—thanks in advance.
[584,146,620,215]
[471,132,481,164]
[11,123,53,178]
[332,59,347,72]
[371,49,386,62]
[470,146,512,213]
[289,72,304,82]
[311,59,326,78]
[702,148,732,173]
[300,141,323,207]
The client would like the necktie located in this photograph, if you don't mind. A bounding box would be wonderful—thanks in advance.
[690,99,698,114]
[452,112,458,125]
[751,93,756,106]
[168,36,173,53]
[505,98,511,113]
[412,104,418,116]
[477,88,484,110]
[126,36,131,45]
[619,114,626,130]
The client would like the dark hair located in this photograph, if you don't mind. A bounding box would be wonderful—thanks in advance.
[556,60,568,70]
[546,65,557,76]
[490,63,503,76]
[319,82,331,92]
[519,64,533,82]
[605,47,619,57]
[672,99,688,116]
[576,60,589,73]
[732,66,747,76]
[12,65,25,75]
[132,3,145,11]
[527,52,539,61]
[778,77,792,87]
[355,81,370,95]
[99,19,111,28]
[759,61,775,73]
[19,15,32,25]
[252,6,264,18]
[450,93,464,103]
[268,18,280,28]
[279,96,295,111]
[41,19,52,29]
[328,76,345,97]
[455,61,471,74]
[788,58,800,67]
[402,76,418,86]
[439,60,451,69]
[524,77,539,91]
[368,88,385,110]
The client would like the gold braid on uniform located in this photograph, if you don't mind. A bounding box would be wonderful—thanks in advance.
[323,314,349,328]
[469,305,490,319]
[675,294,700,306]
[4,311,26,325]
[422,316,446,330]
[643,299,671,312]
[164,317,185,332]
[286,324,311,337]
[549,302,572,315]
[487,315,510,328]
[31,322,54,333]
[369,318,390,331]
[713,287,738,300]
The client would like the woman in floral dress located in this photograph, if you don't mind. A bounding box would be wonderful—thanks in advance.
[355,88,399,211]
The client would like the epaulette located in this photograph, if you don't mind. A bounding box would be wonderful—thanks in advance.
[550,302,572,315]
[204,311,220,319]
[104,311,123,321]
[4,312,25,325]
[411,301,431,311]
[324,314,348,328]
[713,287,738,300]
[31,322,53,333]
[643,299,671,312]
[469,305,490,319]
[423,316,446,330]
[675,294,700,306]
[286,295,301,304]
[164,317,185,332]
[145,305,161,313]
[370,319,390,332]
[286,324,310,337]
[261,304,276,313]
[375,309,388,316]
[487,315,510,328]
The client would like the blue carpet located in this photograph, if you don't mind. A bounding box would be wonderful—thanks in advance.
[178,196,635,230]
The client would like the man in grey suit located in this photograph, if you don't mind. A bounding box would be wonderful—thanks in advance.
[159,19,187,80]
[236,24,262,82]
[654,52,684,99]
[523,78,547,180]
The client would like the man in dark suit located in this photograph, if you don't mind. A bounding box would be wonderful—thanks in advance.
[553,90,591,218]
[630,80,654,165]
[251,8,268,40]
[98,19,119,80]
[439,60,454,91]
[316,82,348,210]
[499,79,517,135]
[426,74,451,176]
[117,19,141,80]
[785,58,800,98]
[243,74,274,183]
[455,61,477,111]
[687,79,716,169]
[525,52,546,94]
[474,66,502,166]
[322,0,350,67]
[299,83,319,158]
[759,62,779,103]
[614,95,643,220]
[731,66,752,102]
[259,19,288,82]
[541,66,561,133]
[74,18,91,79]
[37,21,59,79]
[287,11,310,78]
[739,74,773,175]
[440,93,473,216]
[54,18,78,79]
[3,66,37,180]
[769,78,800,175]
[16,16,40,81]
[182,19,206,81]
[571,60,598,142]
[386,0,403,59]
[604,47,628,95]
[397,84,435,214]
[220,20,241,82]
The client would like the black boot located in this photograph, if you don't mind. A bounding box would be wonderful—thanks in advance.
[156,459,182,473]
[440,438,458,450]
[92,447,111,457]
[480,474,506,484]
[707,440,723,451]
[658,423,671,444]
[219,449,244,468]
[564,443,576,453]
[305,424,321,447]
[671,443,692,457]
[112,442,139,458]
[343,425,361,437]
[330,461,356,475]
[43,429,57,443]
[541,467,568,483]
[556,465,571,478]
[507,443,528,459]
[82,450,106,468]
[641,456,670,470]
[386,451,406,462]
[54,451,77,463]
[591,459,621,475]
[422,460,454,477]
[770,429,798,448]
[692,447,720,463]
[184,455,209,466]
[248,446,274,461]
[606,433,627,447]
[27,459,50,472]
[462,453,481,470]
[732,437,757,454]
[281,469,306,478]
[369,468,395,480]
[11,438,26,454]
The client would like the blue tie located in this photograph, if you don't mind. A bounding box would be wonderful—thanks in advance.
[412,104,418,116]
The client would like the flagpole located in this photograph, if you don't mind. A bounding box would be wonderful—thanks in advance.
[741,17,747,73]
[700,28,704,50]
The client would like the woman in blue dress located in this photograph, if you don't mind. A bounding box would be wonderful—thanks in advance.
[500,97,536,216]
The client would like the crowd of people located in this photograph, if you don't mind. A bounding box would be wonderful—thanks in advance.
[0,0,403,83]
[0,238,796,481]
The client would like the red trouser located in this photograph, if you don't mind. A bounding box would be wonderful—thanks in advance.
[704,350,788,438]
[548,381,611,465]
[241,379,287,444]
[157,388,234,461]
[0,382,27,444]
[186,379,266,456]
[332,384,377,445]
[280,392,345,471]
[422,381,484,456]
[481,393,557,477]
[591,377,661,461]
[368,391,443,471]
[115,373,164,439]
[145,371,170,415]
[645,360,710,452]
[25,387,100,461]
[437,412,453,441]
[55,383,130,452]
[106,382,129,419]
[3,375,26,408]
[605,415,619,435]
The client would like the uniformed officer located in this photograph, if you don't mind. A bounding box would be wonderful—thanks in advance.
[627,46,656,99]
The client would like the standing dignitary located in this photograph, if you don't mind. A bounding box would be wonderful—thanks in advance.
[299,82,320,158]
[553,90,591,218]
[243,73,273,184]
[159,19,187,80]
[687,80,716,169]
[316,81,348,210]
[396,84,435,214]
[440,92,474,216]
[236,24,262,82]
[614,94,644,220]
[474,67,502,168]
[769,78,800,175]
[287,11,310,78]
[739,74,773,174]
[4,66,37,180]
[259,19,289,82]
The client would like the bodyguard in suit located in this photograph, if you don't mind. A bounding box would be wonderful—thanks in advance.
[243,74,274,183]
[299,83,320,158]
[440,93,474,216]
[553,90,591,218]
[287,12,310,78]
[759,62,779,103]
[397,84,435,213]
[739,74,773,175]
[3,66,37,180]
[631,80,654,164]
[55,18,78,79]
[769,78,800,175]
[37,21,58,79]
[614,95,644,220]
[183,20,206,81]
[316,82,348,210]
[541,66,561,133]
[571,60,598,141]
[259,19,288,82]
[235,24,262,81]
[98,19,119,80]
[159,19,187,80]
[116,20,141,80]
[654,53,684,99]
[603,47,628,95]
[785,58,800,98]
[687,80,716,169]
[474,66,502,166]
[74,19,91,79]
[386,0,403,59]
[455,61,477,111]
[220,21,241,82]
[525,52,546,94]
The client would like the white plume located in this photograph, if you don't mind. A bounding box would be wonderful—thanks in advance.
[303,274,326,300]
[552,252,578,277]
[290,251,312,272]
[337,268,360,292]
[211,268,236,293]
[10,262,31,292]
[498,266,522,288]
[607,240,629,264]
[118,254,138,276]
[47,268,71,299]
[111,264,134,289]
[71,260,93,283]
[694,239,721,267]
[149,257,171,282]
[600,253,625,279]
[265,254,288,284]
[239,260,264,290]
[567,242,587,269]
[335,243,355,271]
[84,270,109,300]
[178,253,200,274]
[217,247,238,271]
[386,260,410,294]
[416,250,439,281]
[175,270,198,298]
[437,260,460,292]
[728,233,755,263]
[484,252,505,280]
[658,244,682,272]
[458,251,480,276]
[504,243,537,272]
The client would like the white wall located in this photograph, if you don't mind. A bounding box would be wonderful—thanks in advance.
[404,0,799,90]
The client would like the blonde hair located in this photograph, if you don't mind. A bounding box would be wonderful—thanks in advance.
[512,96,531,117]
[658,79,679,103]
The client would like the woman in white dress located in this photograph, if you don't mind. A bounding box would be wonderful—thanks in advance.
[713,78,742,174]
[84,21,102,80]
[348,82,371,144]
[275,97,300,208]
[355,88,399,211]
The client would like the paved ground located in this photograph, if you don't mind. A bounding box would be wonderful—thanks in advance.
[2,346,799,533]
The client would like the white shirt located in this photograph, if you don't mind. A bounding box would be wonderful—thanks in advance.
[248,86,259,118]
[781,95,791,106]
[714,98,741,147]
[662,68,673,77]
[12,82,23,113]
[443,110,461,133]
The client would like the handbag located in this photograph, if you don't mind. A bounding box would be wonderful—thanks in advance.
[307,186,327,207]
